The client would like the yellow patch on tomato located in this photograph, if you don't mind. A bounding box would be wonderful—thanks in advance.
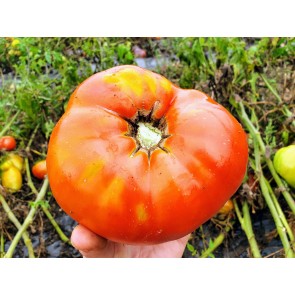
[144,73,157,96]
[136,203,148,222]
[103,68,143,97]
[100,177,125,207]
[159,78,172,93]
[79,159,104,183]
[188,109,205,115]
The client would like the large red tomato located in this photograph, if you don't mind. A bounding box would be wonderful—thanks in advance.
[47,65,248,245]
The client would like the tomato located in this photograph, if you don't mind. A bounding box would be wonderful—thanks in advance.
[0,136,16,151]
[273,145,295,188]
[217,199,234,216]
[47,65,248,245]
[1,166,22,192]
[0,153,24,171]
[32,160,47,179]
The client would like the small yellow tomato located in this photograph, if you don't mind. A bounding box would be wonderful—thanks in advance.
[0,153,24,171]
[1,166,22,192]
[274,145,295,188]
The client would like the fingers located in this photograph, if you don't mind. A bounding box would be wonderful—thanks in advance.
[179,234,191,245]
[71,224,109,258]
[71,224,192,258]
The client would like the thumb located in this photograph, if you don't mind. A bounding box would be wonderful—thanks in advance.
[71,224,109,258]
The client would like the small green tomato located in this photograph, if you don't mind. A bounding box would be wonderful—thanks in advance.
[273,145,295,188]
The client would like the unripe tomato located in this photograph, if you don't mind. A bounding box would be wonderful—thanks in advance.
[0,153,24,171]
[273,145,295,188]
[1,166,22,192]
[32,160,47,179]
[0,136,16,151]
[47,65,248,245]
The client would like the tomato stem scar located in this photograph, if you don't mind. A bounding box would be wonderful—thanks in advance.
[124,101,171,159]
[136,122,162,150]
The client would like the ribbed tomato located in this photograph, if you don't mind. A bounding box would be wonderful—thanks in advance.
[47,65,248,245]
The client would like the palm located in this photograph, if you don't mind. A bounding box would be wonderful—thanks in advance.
[71,224,190,258]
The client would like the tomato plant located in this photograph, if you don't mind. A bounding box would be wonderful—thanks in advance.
[274,145,295,188]
[32,160,47,179]
[0,136,16,151]
[47,65,248,245]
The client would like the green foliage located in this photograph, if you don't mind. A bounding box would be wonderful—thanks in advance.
[29,200,49,209]
[264,119,277,148]
[0,37,135,142]
[186,242,197,256]
[160,37,294,91]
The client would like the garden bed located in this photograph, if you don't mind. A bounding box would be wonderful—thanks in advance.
[0,37,294,258]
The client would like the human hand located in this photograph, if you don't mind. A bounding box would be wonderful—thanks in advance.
[71,224,190,258]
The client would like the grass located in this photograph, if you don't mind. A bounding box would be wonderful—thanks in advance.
[0,37,294,258]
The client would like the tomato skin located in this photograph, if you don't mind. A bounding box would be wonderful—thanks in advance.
[274,145,295,188]
[47,65,248,245]
[32,160,47,179]
[0,136,16,151]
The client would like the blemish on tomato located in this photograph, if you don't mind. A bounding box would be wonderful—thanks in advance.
[100,177,124,207]
[79,159,104,183]
[136,203,148,222]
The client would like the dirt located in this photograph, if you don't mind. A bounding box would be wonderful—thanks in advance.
[1,188,289,258]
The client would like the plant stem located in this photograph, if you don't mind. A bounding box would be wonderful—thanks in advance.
[237,102,295,214]
[260,74,295,126]
[260,74,283,103]
[0,231,4,258]
[4,178,49,258]
[0,110,21,137]
[24,157,70,245]
[253,139,294,258]
[25,124,40,153]
[200,226,231,258]
[264,178,294,243]
[41,205,71,244]
[0,194,35,258]
[233,199,262,258]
